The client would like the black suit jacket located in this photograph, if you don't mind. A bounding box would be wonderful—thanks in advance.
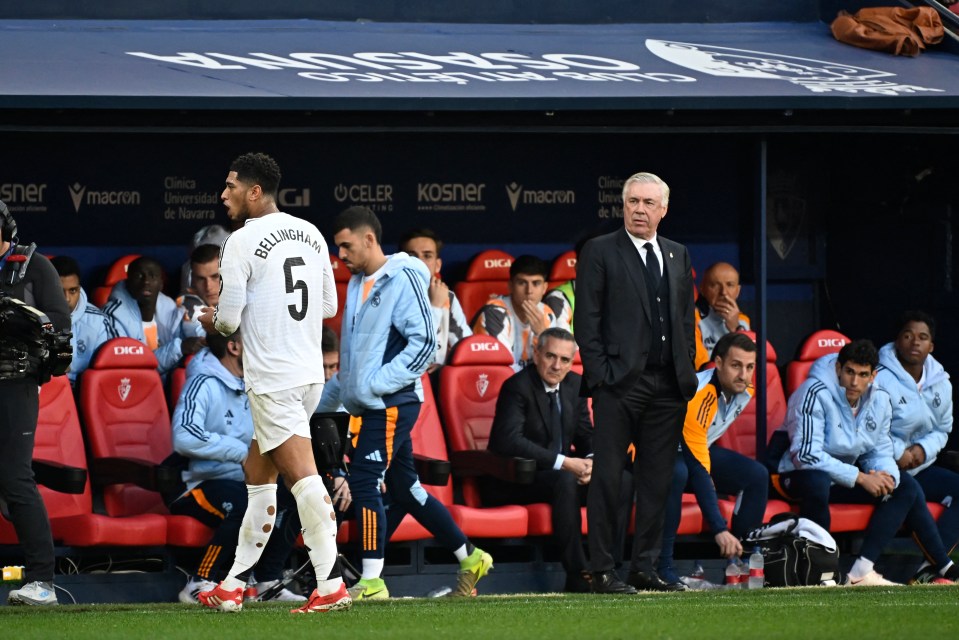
[573,228,698,400]
[487,366,593,471]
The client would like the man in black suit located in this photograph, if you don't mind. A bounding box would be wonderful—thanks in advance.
[485,327,595,592]
[574,172,698,594]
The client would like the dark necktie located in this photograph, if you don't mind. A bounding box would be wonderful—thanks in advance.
[644,242,661,288]
[547,390,563,454]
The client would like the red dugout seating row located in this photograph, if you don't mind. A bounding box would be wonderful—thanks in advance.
[9,325,919,559]
[1,338,215,552]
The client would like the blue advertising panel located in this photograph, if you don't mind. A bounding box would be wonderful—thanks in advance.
[1,20,958,110]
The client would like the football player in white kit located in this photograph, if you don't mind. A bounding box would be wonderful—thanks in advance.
[198,152,350,614]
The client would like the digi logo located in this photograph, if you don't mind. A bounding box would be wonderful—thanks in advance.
[471,342,501,352]
[817,338,846,348]
[113,345,145,356]
[484,258,511,269]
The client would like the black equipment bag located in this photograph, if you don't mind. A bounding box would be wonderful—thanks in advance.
[744,513,841,587]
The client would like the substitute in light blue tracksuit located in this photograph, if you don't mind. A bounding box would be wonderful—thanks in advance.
[101,256,205,377]
[318,206,491,600]
[49,256,118,386]
[776,339,958,586]
[876,310,959,582]
[169,331,302,601]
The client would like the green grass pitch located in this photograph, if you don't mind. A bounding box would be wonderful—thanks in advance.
[2,586,958,640]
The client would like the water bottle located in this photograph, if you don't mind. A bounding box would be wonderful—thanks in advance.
[682,561,707,590]
[748,546,765,589]
[725,558,743,589]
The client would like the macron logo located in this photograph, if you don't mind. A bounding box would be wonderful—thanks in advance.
[506,182,523,212]
[69,183,87,213]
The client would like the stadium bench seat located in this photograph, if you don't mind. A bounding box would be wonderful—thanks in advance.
[324,254,350,337]
[91,253,141,308]
[785,329,850,397]
[0,374,169,547]
[548,250,577,284]
[453,249,513,325]
[79,337,212,547]
[438,335,530,538]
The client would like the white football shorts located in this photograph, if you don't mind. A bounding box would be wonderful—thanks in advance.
[247,383,323,453]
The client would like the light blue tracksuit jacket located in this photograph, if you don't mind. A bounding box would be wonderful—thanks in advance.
[318,252,437,415]
[171,350,252,492]
[778,353,899,489]
[102,279,193,375]
[876,342,953,475]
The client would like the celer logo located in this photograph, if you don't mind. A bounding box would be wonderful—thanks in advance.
[69,182,141,213]
[113,345,145,356]
[505,182,576,212]
[484,258,511,269]
[69,183,87,213]
[278,188,310,208]
[476,373,490,397]
[817,338,846,348]
[118,377,132,402]
[471,341,501,352]
[417,183,485,203]
[333,183,393,203]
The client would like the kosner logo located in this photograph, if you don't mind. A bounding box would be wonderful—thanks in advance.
[69,183,141,213]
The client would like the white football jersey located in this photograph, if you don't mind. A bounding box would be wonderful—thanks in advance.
[215,211,336,394]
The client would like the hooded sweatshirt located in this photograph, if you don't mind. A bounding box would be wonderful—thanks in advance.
[171,350,251,492]
[876,342,953,474]
[778,352,898,488]
[101,279,189,375]
[318,252,436,415]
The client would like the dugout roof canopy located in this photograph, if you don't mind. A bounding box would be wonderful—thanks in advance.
[2,19,958,112]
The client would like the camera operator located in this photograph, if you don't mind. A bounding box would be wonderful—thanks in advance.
[1,200,72,607]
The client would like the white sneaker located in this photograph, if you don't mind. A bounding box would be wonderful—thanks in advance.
[178,577,217,604]
[253,580,307,602]
[844,571,899,587]
[8,581,58,606]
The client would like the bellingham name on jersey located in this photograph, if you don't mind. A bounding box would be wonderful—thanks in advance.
[253,227,326,260]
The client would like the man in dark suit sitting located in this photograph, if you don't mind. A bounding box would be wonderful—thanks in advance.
[484,327,597,592]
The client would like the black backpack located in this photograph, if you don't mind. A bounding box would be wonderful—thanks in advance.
[744,514,841,587]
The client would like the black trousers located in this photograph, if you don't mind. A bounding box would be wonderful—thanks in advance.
[483,470,589,573]
[0,378,55,583]
[588,368,686,574]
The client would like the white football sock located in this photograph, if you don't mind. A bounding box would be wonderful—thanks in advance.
[292,475,342,595]
[222,483,277,591]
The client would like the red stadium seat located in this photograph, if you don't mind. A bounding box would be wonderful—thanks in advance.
[80,337,212,547]
[785,330,850,397]
[437,335,529,537]
[91,254,143,308]
[549,250,577,283]
[0,375,169,547]
[453,249,514,324]
[324,254,351,336]
[104,254,142,286]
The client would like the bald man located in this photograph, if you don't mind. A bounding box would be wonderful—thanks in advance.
[694,262,750,370]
